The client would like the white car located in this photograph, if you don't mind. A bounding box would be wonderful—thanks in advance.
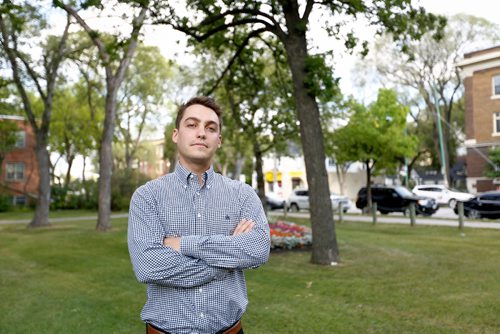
[412,185,474,209]
[286,189,350,212]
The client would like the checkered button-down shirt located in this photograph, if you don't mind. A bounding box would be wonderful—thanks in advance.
[128,163,270,334]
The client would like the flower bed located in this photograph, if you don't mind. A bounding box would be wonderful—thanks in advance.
[269,220,312,250]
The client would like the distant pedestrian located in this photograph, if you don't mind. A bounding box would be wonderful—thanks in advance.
[128,96,270,334]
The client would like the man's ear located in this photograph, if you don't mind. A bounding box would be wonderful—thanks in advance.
[172,128,178,144]
[218,135,222,148]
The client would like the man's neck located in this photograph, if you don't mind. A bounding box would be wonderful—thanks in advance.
[178,160,211,185]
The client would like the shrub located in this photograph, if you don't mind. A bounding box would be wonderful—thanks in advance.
[111,169,151,211]
[0,194,12,212]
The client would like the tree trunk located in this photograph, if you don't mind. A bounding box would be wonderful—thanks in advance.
[282,4,339,264]
[233,152,244,181]
[365,161,373,212]
[96,90,117,231]
[65,153,75,188]
[254,144,267,212]
[29,136,51,227]
[433,105,450,187]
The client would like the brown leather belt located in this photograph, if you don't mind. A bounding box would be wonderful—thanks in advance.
[146,320,242,334]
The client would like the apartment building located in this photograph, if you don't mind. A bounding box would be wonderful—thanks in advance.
[457,45,500,192]
[0,115,39,205]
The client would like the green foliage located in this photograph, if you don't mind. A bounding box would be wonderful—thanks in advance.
[115,44,175,169]
[0,194,12,212]
[163,121,177,172]
[50,179,99,210]
[484,148,500,178]
[304,53,340,102]
[0,119,18,163]
[110,169,150,211]
[50,85,102,170]
[194,36,299,175]
[331,89,417,171]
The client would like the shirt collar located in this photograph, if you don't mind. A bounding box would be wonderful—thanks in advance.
[174,162,215,188]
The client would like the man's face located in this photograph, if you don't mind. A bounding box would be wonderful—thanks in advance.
[172,104,222,170]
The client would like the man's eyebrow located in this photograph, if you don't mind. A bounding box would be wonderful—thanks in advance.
[184,117,219,127]
[183,116,200,123]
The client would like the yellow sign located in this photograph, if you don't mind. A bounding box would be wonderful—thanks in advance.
[265,171,282,182]
[289,171,303,178]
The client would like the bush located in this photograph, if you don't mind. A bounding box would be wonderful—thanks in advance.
[50,180,99,210]
[111,169,151,211]
[0,194,12,212]
[49,169,150,211]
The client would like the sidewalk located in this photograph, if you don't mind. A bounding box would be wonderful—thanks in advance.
[0,213,128,225]
[2,211,500,230]
[269,211,500,230]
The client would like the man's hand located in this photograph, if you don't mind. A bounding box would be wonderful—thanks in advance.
[163,236,181,251]
[232,219,255,236]
[163,219,254,250]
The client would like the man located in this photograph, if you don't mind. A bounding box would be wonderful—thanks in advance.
[128,96,271,334]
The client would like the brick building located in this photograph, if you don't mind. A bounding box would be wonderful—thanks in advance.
[0,115,39,205]
[458,45,500,192]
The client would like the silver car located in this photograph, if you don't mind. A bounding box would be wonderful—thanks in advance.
[286,189,350,212]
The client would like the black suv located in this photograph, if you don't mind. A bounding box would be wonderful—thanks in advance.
[356,185,439,216]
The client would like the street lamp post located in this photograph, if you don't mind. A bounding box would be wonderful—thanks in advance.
[433,87,449,187]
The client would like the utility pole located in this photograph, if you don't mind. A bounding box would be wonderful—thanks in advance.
[433,87,449,187]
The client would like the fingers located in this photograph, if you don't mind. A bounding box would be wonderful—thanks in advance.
[232,219,255,236]
[163,236,181,251]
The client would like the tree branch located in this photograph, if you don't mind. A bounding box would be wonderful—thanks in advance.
[203,27,267,95]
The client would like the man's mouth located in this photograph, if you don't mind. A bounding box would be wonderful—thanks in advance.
[192,142,208,148]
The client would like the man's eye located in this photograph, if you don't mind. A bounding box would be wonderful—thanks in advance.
[186,123,196,128]
[207,127,216,132]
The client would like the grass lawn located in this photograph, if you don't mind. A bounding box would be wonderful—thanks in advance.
[0,216,499,333]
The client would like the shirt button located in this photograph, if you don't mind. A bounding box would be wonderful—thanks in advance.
[200,313,204,318]
[199,288,203,292]
[197,213,201,218]
[196,192,200,195]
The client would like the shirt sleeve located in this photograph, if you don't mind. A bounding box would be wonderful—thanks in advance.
[180,184,271,269]
[127,185,227,288]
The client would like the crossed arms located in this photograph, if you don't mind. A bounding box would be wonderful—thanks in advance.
[127,186,270,288]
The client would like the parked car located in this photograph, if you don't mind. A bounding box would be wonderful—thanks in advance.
[286,189,350,213]
[356,185,439,216]
[453,191,500,219]
[412,184,474,209]
[265,192,286,210]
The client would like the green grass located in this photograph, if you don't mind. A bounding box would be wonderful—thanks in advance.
[1,216,499,333]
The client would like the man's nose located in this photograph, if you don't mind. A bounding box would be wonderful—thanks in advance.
[197,127,206,138]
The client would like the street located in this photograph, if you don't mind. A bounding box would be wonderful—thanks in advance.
[269,205,500,230]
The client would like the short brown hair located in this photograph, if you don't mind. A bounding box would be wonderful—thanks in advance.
[175,96,223,132]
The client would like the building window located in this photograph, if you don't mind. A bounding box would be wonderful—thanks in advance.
[6,163,24,181]
[15,131,26,148]
[493,75,500,96]
[13,195,26,206]
[494,112,500,135]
